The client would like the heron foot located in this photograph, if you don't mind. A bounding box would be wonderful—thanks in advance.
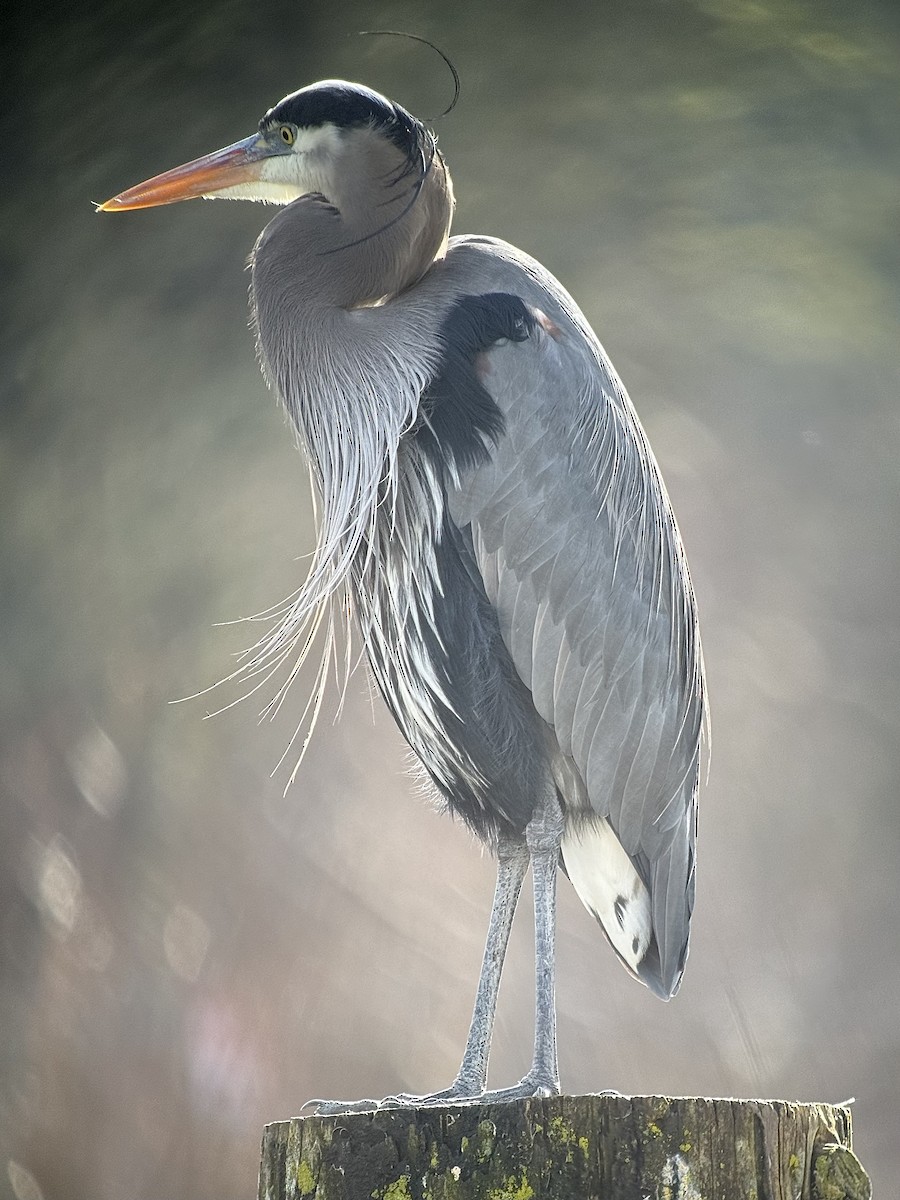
[383,1069,560,1108]
[304,1074,561,1115]
[302,1081,482,1115]
[303,1097,381,1115]
[477,1068,561,1104]
[379,1080,485,1109]
[304,1071,561,1116]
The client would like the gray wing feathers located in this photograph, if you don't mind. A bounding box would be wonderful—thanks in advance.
[444,236,704,994]
[652,817,695,988]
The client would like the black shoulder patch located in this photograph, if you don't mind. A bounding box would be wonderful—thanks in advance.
[417,293,536,474]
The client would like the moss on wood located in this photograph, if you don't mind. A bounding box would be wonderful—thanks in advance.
[258,1094,867,1200]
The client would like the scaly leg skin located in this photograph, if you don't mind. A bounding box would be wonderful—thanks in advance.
[476,787,564,1103]
[310,836,530,1116]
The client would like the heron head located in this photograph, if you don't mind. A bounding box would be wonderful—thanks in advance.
[99,79,451,216]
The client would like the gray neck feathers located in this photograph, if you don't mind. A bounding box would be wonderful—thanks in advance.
[243,128,454,770]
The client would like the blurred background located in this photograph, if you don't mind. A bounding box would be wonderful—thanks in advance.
[3,0,899,1195]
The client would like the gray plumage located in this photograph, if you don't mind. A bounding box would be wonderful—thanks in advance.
[101,78,706,1106]
[442,239,703,996]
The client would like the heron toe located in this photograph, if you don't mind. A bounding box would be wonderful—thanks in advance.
[478,1071,562,1104]
[378,1082,487,1109]
[306,1097,380,1116]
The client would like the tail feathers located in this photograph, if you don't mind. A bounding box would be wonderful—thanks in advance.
[561,818,676,1001]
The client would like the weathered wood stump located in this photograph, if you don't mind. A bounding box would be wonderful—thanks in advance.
[258,1094,870,1200]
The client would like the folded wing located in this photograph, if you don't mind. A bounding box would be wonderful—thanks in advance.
[445,236,705,997]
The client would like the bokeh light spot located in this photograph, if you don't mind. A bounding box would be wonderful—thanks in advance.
[163,903,210,982]
[7,1161,44,1200]
[67,724,127,817]
[36,838,82,936]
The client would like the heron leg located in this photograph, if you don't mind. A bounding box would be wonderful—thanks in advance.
[311,791,564,1114]
[384,788,564,1108]
[478,785,564,1102]
[442,834,531,1093]
[311,835,529,1114]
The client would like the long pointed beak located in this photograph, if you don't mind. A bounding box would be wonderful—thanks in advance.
[99,134,272,211]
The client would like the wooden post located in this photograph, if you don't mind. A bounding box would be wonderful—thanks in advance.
[258,1094,870,1200]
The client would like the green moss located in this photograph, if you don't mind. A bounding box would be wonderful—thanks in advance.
[487,1172,534,1200]
[546,1114,585,1164]
[474,1120,497,1163]
[677,1125,692,1155]
[548,1115,576,1143]
[786,1150,804,1196]
[373,1176,412,1200]
[813,1145,871,1200]
[295,1160,316,1196]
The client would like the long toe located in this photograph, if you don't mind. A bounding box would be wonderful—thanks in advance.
[478,1071,561,1104]
[305,1082,485,1115]
[380,1082,486,1109]
[307,1097,381,1115]
[306,1073,558,1114]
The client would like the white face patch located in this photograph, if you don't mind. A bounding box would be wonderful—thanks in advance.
[290,123,344,159]
[259,123,343,201]
[203,123,344,206]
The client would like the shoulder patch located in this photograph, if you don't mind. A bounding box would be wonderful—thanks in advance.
[417,293,536,474]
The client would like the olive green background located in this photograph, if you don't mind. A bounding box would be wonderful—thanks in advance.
[3,1,899,1197]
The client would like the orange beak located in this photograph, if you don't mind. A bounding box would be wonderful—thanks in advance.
[99,134,273,211]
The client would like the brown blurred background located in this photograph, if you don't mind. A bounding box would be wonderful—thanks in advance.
[3,0,899,1196]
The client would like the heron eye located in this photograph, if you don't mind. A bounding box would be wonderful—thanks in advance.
[279,125,295,146]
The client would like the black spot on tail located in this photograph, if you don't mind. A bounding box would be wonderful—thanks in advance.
[614,895,627,930]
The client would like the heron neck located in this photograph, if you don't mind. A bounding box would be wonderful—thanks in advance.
[245,146,453,664]
[251,137,453,314]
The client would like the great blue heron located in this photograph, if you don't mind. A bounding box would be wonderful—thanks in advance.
[101,78,704,1110]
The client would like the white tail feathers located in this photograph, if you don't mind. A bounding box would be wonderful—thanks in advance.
[561,819,652,976]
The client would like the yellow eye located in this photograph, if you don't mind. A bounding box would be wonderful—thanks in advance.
[279,124,295,145]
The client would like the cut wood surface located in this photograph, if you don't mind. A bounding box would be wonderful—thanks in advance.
[258,1093,870,1200]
